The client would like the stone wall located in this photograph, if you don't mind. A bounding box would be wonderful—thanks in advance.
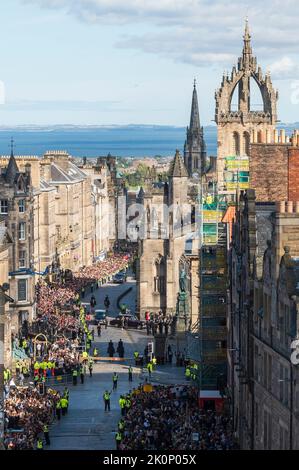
[250,143,289,202]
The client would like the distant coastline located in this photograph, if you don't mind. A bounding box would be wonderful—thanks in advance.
[0,123,296,158]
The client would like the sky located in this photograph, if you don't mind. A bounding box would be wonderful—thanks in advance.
[1,0,299,126]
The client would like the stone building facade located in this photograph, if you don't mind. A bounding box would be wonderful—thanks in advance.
[136,150,199,322]
[0,155,36,343]
[215,20,278,198]
[229,190,299,449]
[0,218,13,366]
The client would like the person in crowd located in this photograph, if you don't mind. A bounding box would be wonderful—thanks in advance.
[107,340,115,358]
[117,339,125,358]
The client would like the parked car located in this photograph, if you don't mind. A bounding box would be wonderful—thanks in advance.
[109,314,146,329]
[91,309,107,325]
[112,273,126,284]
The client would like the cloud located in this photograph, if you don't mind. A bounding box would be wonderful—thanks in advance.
[268,57,299,80]
[23,0,299,74]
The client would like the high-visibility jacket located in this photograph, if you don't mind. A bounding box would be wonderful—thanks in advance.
[118,421,125,431]
[22,367,28,375]
[56,401,61,409]
[34,362,40,370]
[4,370,8,381]
[88,359,94,368]
[152,358,157,365]
[63,389,69,399]
[72,370,78,377]
[185,367,191,377]
[93,349,98,356]
[113,374,118,382]
[119,398,126,408]
[37,439,43,449]
[60,398,68,408]
[103,392,111,401]
[133,351,139,358]
[16,362,21,369]
[125,399,131,409]
[82,351,88,359]
[147,363,153,372]
[43,425,49,433]
[115,432,122,442]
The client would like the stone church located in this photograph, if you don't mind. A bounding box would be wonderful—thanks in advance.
[136,84,206,323]
[215,19,278,198]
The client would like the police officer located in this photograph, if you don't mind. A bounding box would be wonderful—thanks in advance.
[103,390,112,411]
[60,396,68,416]
[43,424,50,445]
[112,372,118,390]
[133,351,139,366]
[125,395,131,414]
[37,438,44,450]
[56,400,61,420]
[147,362,153,378]
[118,418,125,432]
[185,366,191,381]
[115,431,122,450]
[72,368,78,385]
[80,365,85,384]
[119,395,126,416]
[88,358,94,377]
[93,347,98,357]
[128,366,133,382]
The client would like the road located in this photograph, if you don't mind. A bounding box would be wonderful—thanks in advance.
[49,277,186,450]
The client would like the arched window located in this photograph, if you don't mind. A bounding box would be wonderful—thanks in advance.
[232,132,240,156]
[243,132,250,156]
[154,257,165,294]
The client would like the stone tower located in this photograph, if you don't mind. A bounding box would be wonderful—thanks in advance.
[184,81,207,177]
[215,19,278,195]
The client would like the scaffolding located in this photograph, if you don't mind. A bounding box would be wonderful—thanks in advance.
[187,179,228,393]
[223,155,249,192]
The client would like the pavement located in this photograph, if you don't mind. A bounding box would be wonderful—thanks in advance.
[48,277,187,450]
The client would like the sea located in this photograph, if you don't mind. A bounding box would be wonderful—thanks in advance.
[0,125,218,158]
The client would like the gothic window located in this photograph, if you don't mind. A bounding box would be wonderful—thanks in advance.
[154,257,165,294]
[232,132,240,156]
[243,132,250,156]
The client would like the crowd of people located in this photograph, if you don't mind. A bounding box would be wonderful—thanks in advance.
[145,311,175,337]
[117,385,237,451]
[4,386,58,450]
[4,253,130,450]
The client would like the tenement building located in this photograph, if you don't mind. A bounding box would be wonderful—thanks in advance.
[0,154,35,346]
[229,190,299,449]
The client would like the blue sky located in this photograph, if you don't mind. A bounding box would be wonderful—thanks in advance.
[1,0,299,125]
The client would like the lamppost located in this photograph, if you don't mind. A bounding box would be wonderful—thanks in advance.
[0,283,13,450]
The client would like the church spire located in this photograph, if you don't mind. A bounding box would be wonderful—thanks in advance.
[190,78,200,131]
[242,17,253,67]
[184,80,206,176]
